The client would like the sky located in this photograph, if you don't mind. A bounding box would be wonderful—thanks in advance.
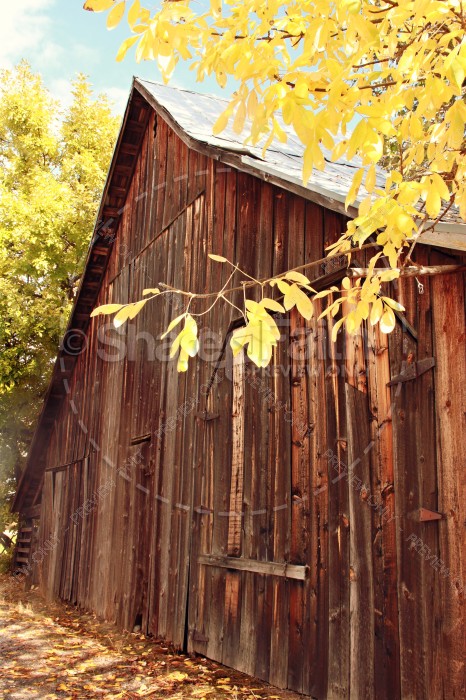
[0,0,229,116]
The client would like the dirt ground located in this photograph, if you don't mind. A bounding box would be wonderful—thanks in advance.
[0,574,301,700]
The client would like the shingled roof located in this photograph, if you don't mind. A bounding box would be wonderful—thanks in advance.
[13,77,466,512]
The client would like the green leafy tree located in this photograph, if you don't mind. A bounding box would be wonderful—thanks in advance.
[0,62,119,531]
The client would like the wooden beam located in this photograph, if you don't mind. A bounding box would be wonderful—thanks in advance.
[198,554,309,580]
[45,455,86,473]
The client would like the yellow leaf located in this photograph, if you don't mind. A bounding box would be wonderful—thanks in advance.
[358,299,369,320]
[208,253,227,262]
[365,132,384,163]
[114,299,147,327]
[358,195,372,217]
[292,284,314,319]
[370,298,383,325]
[346,309,362,334]
[425,187,441,218]
[90,303,124,317]
[282,98,295,125]
[180,330,199,357]
[157,52,176,80]
[169,315,199,370]
[284,270,311,285]
[379,307,396,334]
[341,0,361,13]
[383,243,399,270]
[313,289,334,299]
[378,269,399,282]
[303,144,313,183]
[341,276,351,290]
[177,349,189,371]
[233,100,246,134]
[161,313,187,339]
[260,298,285,313]
[331,317,345,342]
[448,57,465,90]
[431,173,450,202]
[116,34,139,61]
[381,296,405,311]
[107,1,125,29]
[414,142,425,165]
[210,0,222,20]
[213,110,229,135]
[345,168,364,209]
[165,670,189,682]
[277,279,313,318]
[273,117,287,143]
[83,0,115,11]
[375,119,396,137]
[127,0,141,28]
[142,287,160,296]
[216,70,227,89]
[347,121,368,160]
[247,90,258,119]
[230,310,280,368]
[331,139,347,162]
[365,165,376,194]
[276,278,291,296]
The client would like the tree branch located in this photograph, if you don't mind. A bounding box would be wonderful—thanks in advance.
[348,264,466,279]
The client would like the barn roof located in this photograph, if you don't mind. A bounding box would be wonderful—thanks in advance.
[12,77,466,513]
[135,78,465,247]
[137,78,377,210]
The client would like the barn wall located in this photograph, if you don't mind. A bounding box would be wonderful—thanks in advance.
[33,109,465,699]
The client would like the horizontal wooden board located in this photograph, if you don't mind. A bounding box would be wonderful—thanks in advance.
[198,554,309,581]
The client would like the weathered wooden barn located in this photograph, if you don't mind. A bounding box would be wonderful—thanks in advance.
[13,78,465,698]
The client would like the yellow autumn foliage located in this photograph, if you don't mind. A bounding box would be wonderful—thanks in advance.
[86,0,465,370]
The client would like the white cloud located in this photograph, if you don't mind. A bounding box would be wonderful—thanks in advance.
[0,0,55,70]
[48,77,74,111]
[46,80,128,121]
[104,86,130,116]
[37,40,65,69]
[71,42,100,66]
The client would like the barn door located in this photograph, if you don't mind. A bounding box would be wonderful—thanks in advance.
[188,320,312,693]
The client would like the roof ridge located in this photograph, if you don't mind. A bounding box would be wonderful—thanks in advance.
[135,76,231,105]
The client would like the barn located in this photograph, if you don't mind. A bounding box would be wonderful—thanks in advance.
[13,78,465,698]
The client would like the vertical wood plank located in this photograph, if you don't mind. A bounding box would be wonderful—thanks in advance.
[431,268,466,699]
[346,383,374,700]
[326,308,350,700]
[367,323,401,700]
[306,309,330,699]
[227,352,245,556]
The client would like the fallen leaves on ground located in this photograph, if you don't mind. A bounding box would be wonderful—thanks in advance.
[0,574,299,700]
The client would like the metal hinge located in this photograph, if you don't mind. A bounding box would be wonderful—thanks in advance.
[387,357,435,386]
[407,508,443,522]
[196,411,220,422]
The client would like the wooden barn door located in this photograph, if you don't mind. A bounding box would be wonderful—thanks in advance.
[188,324,312,693]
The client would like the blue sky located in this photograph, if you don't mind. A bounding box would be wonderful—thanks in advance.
[0,0,230,116]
